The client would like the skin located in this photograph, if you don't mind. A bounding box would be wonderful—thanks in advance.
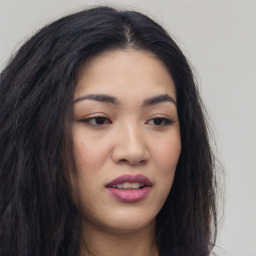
[73,49,181,256]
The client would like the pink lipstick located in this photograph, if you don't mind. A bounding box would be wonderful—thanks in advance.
[105,174,152,202]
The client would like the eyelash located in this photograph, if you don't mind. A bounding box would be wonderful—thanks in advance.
[79,116,175,127]
[145,117,174,126]
[80,116,112,126]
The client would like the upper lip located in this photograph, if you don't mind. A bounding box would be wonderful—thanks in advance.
[106,174,152,187]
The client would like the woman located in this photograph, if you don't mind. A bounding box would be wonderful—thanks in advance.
[0,6,218,256]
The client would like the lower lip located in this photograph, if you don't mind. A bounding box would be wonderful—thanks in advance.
[106,187,151,202]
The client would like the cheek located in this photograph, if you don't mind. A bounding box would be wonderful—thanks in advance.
[73,130,109,174]
[72,135,106,206]
[74,141,98,170]
[152,132,181,198]
[154,135,181,174]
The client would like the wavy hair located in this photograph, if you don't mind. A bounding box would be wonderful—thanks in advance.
[0,6,218,256]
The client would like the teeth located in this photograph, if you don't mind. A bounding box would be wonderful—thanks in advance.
[114,182,142,189]
[131,183,140,189]
[117,184,124,189]
[124,182,131,189]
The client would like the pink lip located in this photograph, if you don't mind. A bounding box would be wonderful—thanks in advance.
[106,174,152,187]
[105,174,152,202]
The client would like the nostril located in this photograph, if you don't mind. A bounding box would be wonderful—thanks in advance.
[118,158,146,166]
[137,159,147,165]
[119,159,129,164]
[119,159,132,165]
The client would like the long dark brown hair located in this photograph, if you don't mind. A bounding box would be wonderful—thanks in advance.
[0,6,219,256]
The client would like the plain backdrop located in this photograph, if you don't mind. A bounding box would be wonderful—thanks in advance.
[0,1,255,255]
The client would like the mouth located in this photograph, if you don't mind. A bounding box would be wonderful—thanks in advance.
[105,174,152,202]
[109,182,146,190]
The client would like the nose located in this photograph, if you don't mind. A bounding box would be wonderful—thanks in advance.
[111,123,150,166]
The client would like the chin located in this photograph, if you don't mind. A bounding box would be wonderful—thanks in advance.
[95,207,157,234]
[104,218,155,234]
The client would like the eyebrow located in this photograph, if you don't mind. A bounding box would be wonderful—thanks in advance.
[143,94,176,106]
[74,93,176,106]
[74,94,120,105]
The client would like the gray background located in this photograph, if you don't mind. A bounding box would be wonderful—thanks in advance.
[1,1,255,255]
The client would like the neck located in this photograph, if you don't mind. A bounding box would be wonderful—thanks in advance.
[80,219,158,256]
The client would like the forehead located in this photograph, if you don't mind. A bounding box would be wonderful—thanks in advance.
[75,49,176,100]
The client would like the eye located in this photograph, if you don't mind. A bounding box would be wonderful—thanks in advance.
[80,116,112,126]
[146,117,174,126]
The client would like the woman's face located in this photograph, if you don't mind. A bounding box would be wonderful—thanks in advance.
[73,49,181,234]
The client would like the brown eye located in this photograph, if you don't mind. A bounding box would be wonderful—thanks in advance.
[146,117,173,126]
[80,116,112,126]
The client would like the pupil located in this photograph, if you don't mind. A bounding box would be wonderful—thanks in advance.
[154,118,162,125]
[96,117,105,125]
